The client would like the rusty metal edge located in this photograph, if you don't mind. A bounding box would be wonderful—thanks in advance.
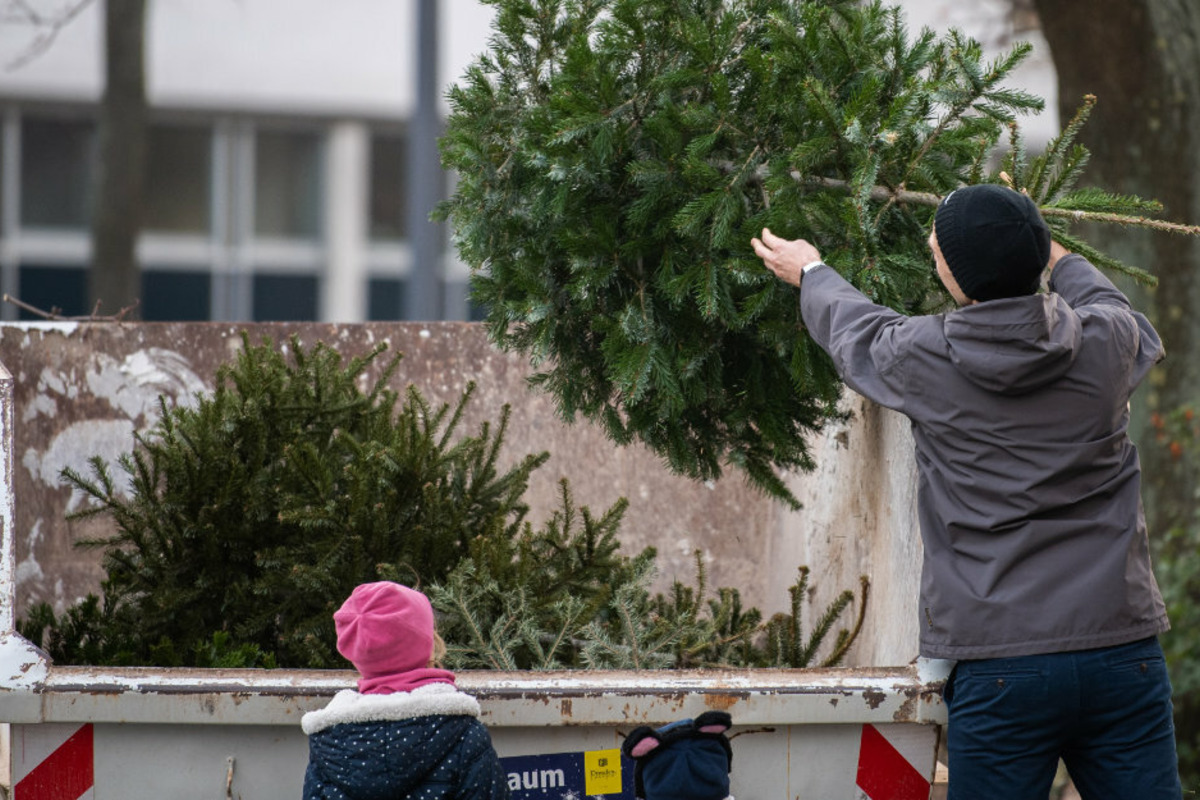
[0,661,946,728]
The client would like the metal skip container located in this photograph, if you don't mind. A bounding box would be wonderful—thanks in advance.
[0,635,946,800]
[0,350,948,799]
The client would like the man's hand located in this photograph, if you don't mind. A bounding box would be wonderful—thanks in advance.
[751,228,822,287]
[1047,239,1071,273]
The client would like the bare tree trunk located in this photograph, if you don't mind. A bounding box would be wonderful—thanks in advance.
[89,0,147,318]
[1034,0,1200,538]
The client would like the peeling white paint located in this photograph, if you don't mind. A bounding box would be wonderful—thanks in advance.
[22,364,80,421]
[37,366,68,397]
[0,633,49,689]
[15,321,81,336]
[22,392,57,422]
[916,657,954,685]
[23,519,41,549]
[85,348,207,421]
[24,419,136,510]
[14,553,43,585]
[0,368,13,632]
[15,519,43,585]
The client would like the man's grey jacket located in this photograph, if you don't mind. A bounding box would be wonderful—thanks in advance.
[800,254,1169,660]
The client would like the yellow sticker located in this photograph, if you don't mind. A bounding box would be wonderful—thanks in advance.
[584,748,623,796]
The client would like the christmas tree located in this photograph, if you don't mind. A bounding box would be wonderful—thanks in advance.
[29,335,549,667]
[22,334,865,670]
[439,0,1198,506]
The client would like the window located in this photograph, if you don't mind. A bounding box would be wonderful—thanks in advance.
[145,125,212,234]
[254,130,321,239]
[367,277,405,320]
[18,265,87,318]
[142,270,211,320]
[21,118,95,229]
[369,133,407,240]
[253,274,318,320]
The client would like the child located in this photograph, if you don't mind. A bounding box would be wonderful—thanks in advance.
[622,711,734,800]
[302,581,509,800]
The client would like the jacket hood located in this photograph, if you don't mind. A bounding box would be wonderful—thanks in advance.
[943,293,1081,395]
[302,683,480,735]
[303,685,486,798]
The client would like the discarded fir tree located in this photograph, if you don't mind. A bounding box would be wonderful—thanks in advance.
[24,335,549,667]
[438,0,1198,507]
[21,334,866,670]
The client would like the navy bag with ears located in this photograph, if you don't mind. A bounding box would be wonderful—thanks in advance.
[621,711,734,800]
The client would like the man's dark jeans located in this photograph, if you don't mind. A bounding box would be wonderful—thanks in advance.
[944,636,1182,800]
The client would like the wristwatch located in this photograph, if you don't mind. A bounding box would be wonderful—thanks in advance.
[800,260,824,286]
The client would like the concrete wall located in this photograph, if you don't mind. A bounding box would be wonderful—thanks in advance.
[0,321,921,666]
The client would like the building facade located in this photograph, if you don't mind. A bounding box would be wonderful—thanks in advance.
[0,0,1055,323]
[0,0,495,322]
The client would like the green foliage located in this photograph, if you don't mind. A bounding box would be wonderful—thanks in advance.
[999,95,1166,286]
[431,509,870,671]
[26,334,548,668]
[645,551,765,668]
[438,0,1180,507]
[427,479,638,670]
[20,333,867,672]
[1148,405,1200,786]
[763,566,868,667]
[437,0,1034,506]
[19,594,119,666]
[18,594,278,668]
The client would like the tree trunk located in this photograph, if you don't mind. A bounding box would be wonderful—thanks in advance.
[89,0,147,319]
[1033,0,1200,538]
[1034,0,1200,780]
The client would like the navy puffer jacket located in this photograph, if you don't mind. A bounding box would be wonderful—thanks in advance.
[303,683,509,800]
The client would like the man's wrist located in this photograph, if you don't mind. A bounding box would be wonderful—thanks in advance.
[799,260,824,286]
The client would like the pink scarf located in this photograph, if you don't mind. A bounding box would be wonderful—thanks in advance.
[358,666,457,695]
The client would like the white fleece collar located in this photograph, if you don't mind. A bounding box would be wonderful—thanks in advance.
[302,682,481,735]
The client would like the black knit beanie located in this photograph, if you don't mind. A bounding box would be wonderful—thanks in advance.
[933,184,1051,301]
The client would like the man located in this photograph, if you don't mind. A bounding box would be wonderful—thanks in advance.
[751,183,1181,800]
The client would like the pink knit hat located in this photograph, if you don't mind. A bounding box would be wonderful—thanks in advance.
[334,582,435,678]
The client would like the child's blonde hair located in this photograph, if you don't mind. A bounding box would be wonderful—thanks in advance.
[430,629,447,668]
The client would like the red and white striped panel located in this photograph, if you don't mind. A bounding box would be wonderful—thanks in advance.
[855,723,935,800]
[13,723,95,800]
